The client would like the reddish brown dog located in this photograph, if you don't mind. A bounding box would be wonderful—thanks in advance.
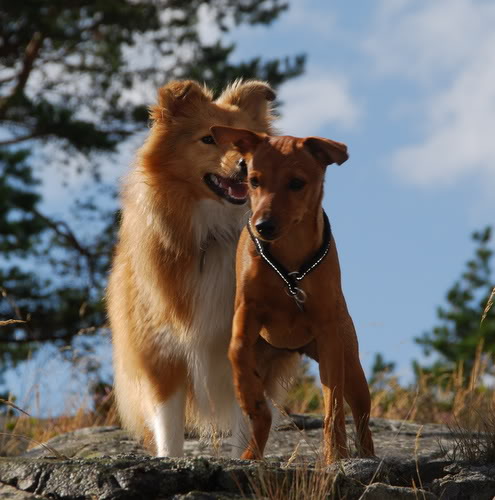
[211,126,375,463]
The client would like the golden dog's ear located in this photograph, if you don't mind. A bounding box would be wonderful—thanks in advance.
[149,80,213,122]
[217,80,276,121]
[303,137,349,167]
[210,126,265,155]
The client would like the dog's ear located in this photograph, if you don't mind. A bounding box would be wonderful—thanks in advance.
[210,126,265,155]
[149,80,213,122]
[216,80,276,121]
[303,137,349,167]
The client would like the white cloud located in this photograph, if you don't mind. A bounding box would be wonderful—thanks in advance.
[365,0,495,188]
[277,73,361,137]
[393,40,495,187]
[364,0,495,82]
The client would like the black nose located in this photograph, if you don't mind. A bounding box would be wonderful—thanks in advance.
[236,158,247,180]
[255,218,277,240]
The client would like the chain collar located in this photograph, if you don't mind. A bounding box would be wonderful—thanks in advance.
[246,211,332,311]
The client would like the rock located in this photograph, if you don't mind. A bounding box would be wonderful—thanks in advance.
[0,483,47,499]
[431,464,495,500]
[330,471,366,499]
[339,457,393,483]
[359,482,438,499]
[276,413,324,431]
[22,426,145,460]
[0,416,492,499]
[172,493,245,499]
[0,456,226,500]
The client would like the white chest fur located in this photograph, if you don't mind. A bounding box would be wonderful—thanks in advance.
[188,199,246,342]
[185,199,247,428]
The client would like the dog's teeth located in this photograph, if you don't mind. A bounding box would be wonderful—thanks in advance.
[212,176,220,186]
[227,186,233,196]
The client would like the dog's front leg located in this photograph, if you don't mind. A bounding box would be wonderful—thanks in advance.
[317,330,349,463]
[338,313,374,457]
[229,307,270,460]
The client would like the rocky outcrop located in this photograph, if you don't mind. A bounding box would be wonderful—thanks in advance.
[0,416,493,499]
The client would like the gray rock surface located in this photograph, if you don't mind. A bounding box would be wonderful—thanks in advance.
[359,482,437,500]
[431,463,495,500]
[0,416,493,499]
[0,483,46,499]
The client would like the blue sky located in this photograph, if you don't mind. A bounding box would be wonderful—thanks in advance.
[5,0,495,412]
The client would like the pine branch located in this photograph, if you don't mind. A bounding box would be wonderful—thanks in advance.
[30,208,99,288]
[0,73,17,85]
[0,325,103,344]
[0,32,44,118]
[0,133,44,146]
[0,319,26,327]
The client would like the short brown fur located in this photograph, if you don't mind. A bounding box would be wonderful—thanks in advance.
[211,126,375,463]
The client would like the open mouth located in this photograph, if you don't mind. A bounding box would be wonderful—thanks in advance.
[204,173,248,205]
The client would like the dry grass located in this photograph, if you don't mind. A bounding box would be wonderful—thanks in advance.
[0,388,118,456]
[2,348,494,457]
[284,364,323,415]
[286,345,495,431]
[442,412,495,464]
[248,461,335,500]
[1,295,115,456]
[370,345,495,429]
[482,286,495,324]
[0,351,493,499]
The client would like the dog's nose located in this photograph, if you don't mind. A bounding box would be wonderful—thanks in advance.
[236,158,247,180]
[255,218,277,240]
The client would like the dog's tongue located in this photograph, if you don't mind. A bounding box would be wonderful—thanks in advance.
[220,177,248,199]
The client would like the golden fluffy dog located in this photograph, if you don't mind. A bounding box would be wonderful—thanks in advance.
[107,80,297,457]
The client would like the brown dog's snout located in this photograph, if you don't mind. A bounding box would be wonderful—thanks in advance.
[254,217,277,240]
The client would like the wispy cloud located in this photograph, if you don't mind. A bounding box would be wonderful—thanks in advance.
[364,0,495,82]
[365,0,495,188]
[277,73,361,137]
[392,44,495,187]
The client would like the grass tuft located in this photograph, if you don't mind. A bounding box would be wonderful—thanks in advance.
[0,388,118,456]
[442,410,495,464]
[248,460,335,500]
[481,286,495,324]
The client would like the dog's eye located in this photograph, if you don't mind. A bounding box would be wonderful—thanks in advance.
[288,178,306,191]
[201,135,216,145]
[249,176,260,188]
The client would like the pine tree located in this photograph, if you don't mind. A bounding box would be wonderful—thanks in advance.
[0,1,305,380]
[415,227,495,380]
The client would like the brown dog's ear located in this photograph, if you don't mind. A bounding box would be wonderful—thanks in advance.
[149,80,213,122]
[210,126,265,154]
[216,80,276,122]
[303,137,349,167]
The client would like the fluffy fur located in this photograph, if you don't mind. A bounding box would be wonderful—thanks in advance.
[107,79,289,457]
